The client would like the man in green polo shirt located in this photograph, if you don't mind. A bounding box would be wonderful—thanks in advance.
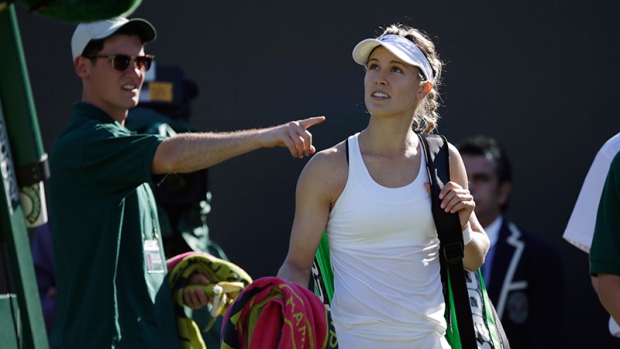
[48,17,324,349]
[590,150,620,326]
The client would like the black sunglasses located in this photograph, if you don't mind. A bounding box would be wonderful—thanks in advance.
[83,54,155,72]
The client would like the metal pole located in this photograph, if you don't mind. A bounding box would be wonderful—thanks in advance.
[0,4,51,349]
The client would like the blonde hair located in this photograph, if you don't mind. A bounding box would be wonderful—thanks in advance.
[380,24,444,133]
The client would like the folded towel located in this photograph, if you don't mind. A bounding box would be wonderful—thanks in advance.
[221,276,338,349]
[167,252,252,349]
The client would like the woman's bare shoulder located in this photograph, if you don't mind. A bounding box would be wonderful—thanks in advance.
[306,139,348,169]
[298,139,349,193]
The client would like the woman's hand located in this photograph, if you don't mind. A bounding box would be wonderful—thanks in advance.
[425,181,475,229]
[439,181,474,228]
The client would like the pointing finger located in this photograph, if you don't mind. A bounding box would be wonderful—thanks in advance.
[298,116,326,129]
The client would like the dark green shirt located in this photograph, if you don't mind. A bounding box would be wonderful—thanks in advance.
[49,103,181,349]
[591,151,620,277]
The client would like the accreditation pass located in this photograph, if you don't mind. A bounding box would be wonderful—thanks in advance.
[144,239,165,273]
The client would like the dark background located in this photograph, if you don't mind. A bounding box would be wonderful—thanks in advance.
[13,1,620,347]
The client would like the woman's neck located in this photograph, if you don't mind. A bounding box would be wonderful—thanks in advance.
[359,126,418,158]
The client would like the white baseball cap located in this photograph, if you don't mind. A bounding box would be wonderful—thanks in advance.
[71,17,156,61]
[352,34,434,83]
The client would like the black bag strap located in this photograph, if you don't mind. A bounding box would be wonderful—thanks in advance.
[418,133,477,349]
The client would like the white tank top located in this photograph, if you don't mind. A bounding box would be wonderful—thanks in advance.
[327,133,448,348]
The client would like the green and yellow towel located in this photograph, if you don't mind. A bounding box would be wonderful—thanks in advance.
[167,251,252,349]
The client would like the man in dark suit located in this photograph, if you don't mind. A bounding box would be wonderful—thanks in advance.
[458,135,564,349]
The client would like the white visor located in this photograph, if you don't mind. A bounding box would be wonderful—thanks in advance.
[352,34,434,82]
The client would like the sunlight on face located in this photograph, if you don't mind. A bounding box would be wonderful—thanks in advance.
[82,34,147,121]
[363,47,423,120]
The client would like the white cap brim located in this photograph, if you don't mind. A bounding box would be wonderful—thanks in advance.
[71,17,156,61]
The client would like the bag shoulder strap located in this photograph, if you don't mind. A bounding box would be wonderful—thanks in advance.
[418,133,478,349]
[418,133,464,253]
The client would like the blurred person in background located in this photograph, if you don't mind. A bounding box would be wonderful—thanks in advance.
[458,135,564,349]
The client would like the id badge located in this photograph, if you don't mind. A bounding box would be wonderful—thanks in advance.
[144,239,165,273]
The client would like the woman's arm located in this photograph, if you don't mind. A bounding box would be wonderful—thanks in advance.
[440,143,490,271]
[277,146,346,287]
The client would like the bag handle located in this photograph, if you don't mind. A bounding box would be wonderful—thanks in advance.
[418,133,478,349]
